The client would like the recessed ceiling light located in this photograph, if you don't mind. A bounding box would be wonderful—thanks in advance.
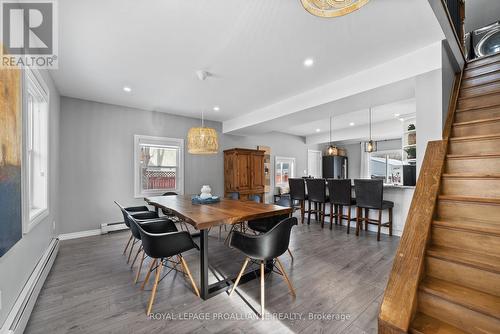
[349,122,355,126]
[304,58,314,67]
[123,86,132,93]
[394,113,400,117]
[399,118,405,122]
[213,106,220,112]
[315,128,321,132]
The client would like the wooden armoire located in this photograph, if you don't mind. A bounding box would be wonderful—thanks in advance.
[224,148,265,202]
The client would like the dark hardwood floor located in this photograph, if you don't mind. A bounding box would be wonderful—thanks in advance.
[25,217,399,334]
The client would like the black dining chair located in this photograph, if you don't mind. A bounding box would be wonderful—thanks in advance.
[228,217,298,318]
[130,215,200,315]
[161,191,191,232]
[353,179,394,241]
[327,179,357,233]
[305,178,328,227]
[289,178,307,224]
[115,201,158,262]
[117,203,178,283]
[246,198,294,260]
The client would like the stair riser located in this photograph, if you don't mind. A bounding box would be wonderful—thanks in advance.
[455,106,500,123]
[437,200,500,223]
[441,178,500,198]
[462,71,500,89]
[448,137,500,155]
[457,93,500,110]
[432,227,500,257]
[460,81,500,98]
[452,121,500,137]
[418,292,500,333]
[446,157,500,174]
[426,257,500,296]
[464,62,500,79]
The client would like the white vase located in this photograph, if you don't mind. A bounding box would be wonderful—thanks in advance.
[200,185,212,199]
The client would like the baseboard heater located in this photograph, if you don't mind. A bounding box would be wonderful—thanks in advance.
[100,221,127,234]
[0,238,59,334]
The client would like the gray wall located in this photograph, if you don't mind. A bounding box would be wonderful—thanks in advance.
[59,97,319,234]
[442,42,458,126]
[0,70,60,325]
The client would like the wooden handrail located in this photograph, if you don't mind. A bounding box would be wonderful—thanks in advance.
[378,140,447,333]
[443,71,463,140]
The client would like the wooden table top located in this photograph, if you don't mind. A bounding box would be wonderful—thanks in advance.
[144,195,293,230]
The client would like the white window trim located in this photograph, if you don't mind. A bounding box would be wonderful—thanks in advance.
[22,68,50,234]
[275,156,296,187]
[134,135,184,198]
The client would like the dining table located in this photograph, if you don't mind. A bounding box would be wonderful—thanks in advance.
[144,195,293,300]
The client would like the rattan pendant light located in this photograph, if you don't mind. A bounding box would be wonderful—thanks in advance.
[187,110,219,154]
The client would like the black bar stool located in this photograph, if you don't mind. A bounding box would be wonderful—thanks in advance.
[327,179,357,233]
[305,178,328,228]
[353,179,394,241]
[288,178,307,224]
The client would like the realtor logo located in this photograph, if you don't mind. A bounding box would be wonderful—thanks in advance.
[1,0,58,68]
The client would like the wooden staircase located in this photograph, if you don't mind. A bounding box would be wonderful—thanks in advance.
[412,54,500,333]
[379,52,500,334]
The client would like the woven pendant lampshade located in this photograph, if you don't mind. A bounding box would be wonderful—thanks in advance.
[187,109,219,154]
[187,127,219,154]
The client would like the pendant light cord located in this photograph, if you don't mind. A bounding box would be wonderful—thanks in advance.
[329,115,332,146]
[369,107,372,140]
[201,110,205,128]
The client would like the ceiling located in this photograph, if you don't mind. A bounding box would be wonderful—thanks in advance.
[52,0,443,130]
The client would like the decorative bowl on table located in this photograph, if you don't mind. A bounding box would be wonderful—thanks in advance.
[191,195,220,204]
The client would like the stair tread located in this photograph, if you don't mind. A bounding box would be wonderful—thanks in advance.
[438,195,500,205]
[463,67,500,79]
[411,312,468,334]
[420,277,500,319]
[458,90,500,101]
[460,78,500,93]
[447,153,500,159]
[433,219,500,235]
[466,53,500,69]
[456,104,500,113]
[442,173,500,179]
[449,133,500,141]
[427,245,500,274]
[453,116,500,126]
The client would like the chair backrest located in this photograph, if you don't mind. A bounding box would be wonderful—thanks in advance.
[162,192,178,196]
[305,178,327,202]
[275,196,291,208]
[288,178,306,201]
[328,179,352,205]
[114,201,132,227]
[354,179,384,209]
[230,217,297,260]
[227,192,240,200]
[248,194,261,203]
[120,207,142,239]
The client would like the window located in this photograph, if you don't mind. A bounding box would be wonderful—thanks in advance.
[134,135,184,197]
[23,69,49,231]
[368,150,403,184]
[275,156,296,187]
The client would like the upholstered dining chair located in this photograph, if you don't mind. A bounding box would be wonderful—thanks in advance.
[353,179,394,241]
[288,178,307,224]
[327,179,357,233]
[305,178,329,227]
[130,215,200,315]
[228,217,298,318]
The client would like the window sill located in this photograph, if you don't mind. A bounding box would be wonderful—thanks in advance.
[25,208,49,234]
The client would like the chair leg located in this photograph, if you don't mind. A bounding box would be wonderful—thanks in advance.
[355,207,360,236]
[131,245,142,268]
[330,203,334,230]
[146,259,163,315]
[134,251,146,284]
[307,200,311,225]
[389,208,393,236]
[127,240,136,264]
[300,200,305,224]
[347,205,351,234]
[287,248,294,261]
[141,259,157,290]
[229,257,250,296]
[218,225,222,241]
[364,208,369,231]
[322,203,326,228]
[260,261,265,319]
[339,205,344,226]
[123,233,133,255]
[275,258,296,297]
[179,255,200,297]
[377,209,382,241]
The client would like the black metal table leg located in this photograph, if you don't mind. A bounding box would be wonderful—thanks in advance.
[200,229,209,300]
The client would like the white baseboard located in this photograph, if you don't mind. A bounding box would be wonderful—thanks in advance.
[58,229,101,241]
[100,222,127,234]
[0,238,59,334]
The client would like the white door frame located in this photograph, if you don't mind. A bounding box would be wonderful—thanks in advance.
[307,149,322,178]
